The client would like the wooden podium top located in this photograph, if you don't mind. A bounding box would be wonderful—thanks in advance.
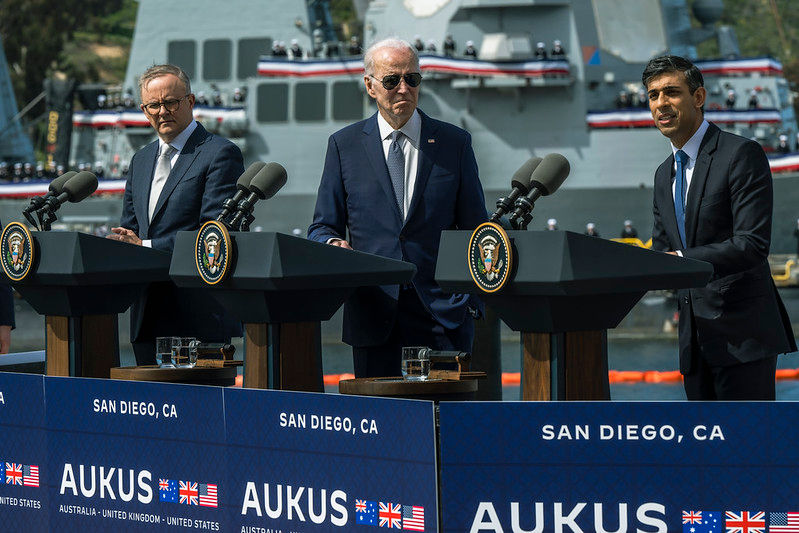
[110,366,237,387]
[339,377,477,402]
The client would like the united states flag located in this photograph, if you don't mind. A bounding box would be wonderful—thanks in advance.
[179,481,199,505]
[379,502,402,529]
[5,463,22,485]
[23,465,39,487]
[725,511,765,533]
[199,483,218,508]
[402,505,424,531]
[770,512,799,532]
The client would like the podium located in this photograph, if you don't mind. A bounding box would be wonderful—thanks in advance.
[436,230,712,400]
[170,231,415,390]
[6,232,171,377]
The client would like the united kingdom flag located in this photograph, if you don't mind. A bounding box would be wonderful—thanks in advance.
[724,511,764,533]
[379,502,402,529]
[179,481,199,505]
[684,511,704,524]
[5,463,22,485]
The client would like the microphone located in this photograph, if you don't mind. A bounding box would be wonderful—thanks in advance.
[36,171,99,230]
[508,153,570,226]
[217,162,267,225]
[22,171,76,228]
[228,162,288,230]
[490,157,542,223]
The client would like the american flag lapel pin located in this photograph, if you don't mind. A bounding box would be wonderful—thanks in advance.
[428,138,435,143]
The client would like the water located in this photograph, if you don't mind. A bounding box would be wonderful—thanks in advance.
[10,294,799,400]
[401,358,431,381]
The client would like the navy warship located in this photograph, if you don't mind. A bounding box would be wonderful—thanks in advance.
[1,0,798,253]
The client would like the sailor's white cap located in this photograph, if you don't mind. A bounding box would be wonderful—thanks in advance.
[547,218,557,225]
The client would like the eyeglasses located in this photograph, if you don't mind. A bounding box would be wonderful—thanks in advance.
[141,95,190,114]
[370,73,422,90]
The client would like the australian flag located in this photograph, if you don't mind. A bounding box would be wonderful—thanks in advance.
[356,499,378,526]
[682,510,722,532]
[159,478,179,503]
[0,461,4,484]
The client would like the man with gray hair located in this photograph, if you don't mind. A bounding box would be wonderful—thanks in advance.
[108,64,243,364]
[308,38,487,378]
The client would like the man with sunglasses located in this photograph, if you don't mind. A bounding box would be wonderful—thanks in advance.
[108,64,243,365]
[309,38,487,378]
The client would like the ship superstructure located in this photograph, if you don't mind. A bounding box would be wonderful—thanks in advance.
[2,0,797,251]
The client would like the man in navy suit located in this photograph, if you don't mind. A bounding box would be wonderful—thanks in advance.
[108,64,243,364]
[308,38,487,377]
[645,55,795,399]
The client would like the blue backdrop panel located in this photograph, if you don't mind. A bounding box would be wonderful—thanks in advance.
[0,373,47,530]
[439,402,799,533]
[224,388,438,532]
[45,376,226,532]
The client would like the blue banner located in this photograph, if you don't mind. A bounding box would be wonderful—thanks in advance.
[439,402,799,532]
[0,373,47,530]
[224,388,438,532]
[45,376,226,532]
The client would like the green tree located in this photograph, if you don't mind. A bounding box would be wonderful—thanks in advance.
[0,0,127,110]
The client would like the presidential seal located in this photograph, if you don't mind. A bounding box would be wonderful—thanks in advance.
[467,222,512,293]
[195,220,232,285]
[0,222,35,282]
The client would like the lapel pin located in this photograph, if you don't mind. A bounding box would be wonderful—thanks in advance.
[428,138,435,143]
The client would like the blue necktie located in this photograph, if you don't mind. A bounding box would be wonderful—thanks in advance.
[674,149,688,248]
[386,130,405,216]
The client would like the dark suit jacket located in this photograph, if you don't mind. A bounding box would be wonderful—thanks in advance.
[308,111,487,347]
[121,122,243,343]
[652,122,795,373]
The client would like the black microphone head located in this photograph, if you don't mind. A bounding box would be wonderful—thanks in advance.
[62,171,98,203]
[511,157,543,191]
[48,171,76,194]
[529,153,570,196]
[237,161,267,191]
[248,162,287,200]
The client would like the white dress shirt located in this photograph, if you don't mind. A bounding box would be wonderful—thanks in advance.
[669,119,709,255]
[376,109,421,219]
[670,119,709,201]
[142,120,198,248]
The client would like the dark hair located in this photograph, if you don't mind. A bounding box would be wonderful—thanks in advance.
[642,55,704,92]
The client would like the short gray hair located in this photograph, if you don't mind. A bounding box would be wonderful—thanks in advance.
[138,64,192,98]
[363,38,419,76]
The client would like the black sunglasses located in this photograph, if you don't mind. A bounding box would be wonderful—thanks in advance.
[370,73,422,90]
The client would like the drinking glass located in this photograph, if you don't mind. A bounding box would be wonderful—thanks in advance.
[401,346,430,381]
[155,337,174,368]
[172,337,198,368]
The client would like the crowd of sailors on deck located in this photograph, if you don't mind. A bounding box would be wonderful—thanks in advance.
[93,85,246,112]
[270,34,568,61]
[545,219,641,241]
[0,160,129,183]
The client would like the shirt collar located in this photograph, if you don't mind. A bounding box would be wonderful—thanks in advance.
[377,109,421,147]
[672,119,709,163]
[159,120,198,154]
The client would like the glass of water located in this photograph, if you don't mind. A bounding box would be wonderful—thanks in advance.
[155,337,175,368]
[172,337,198,368]
[401,346,430,381]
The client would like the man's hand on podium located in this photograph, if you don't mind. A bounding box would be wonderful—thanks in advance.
[328,238,353,250]
[108,227,143,246]
[0,325,10,354]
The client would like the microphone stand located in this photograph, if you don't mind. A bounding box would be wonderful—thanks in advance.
[239,213,255,232]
